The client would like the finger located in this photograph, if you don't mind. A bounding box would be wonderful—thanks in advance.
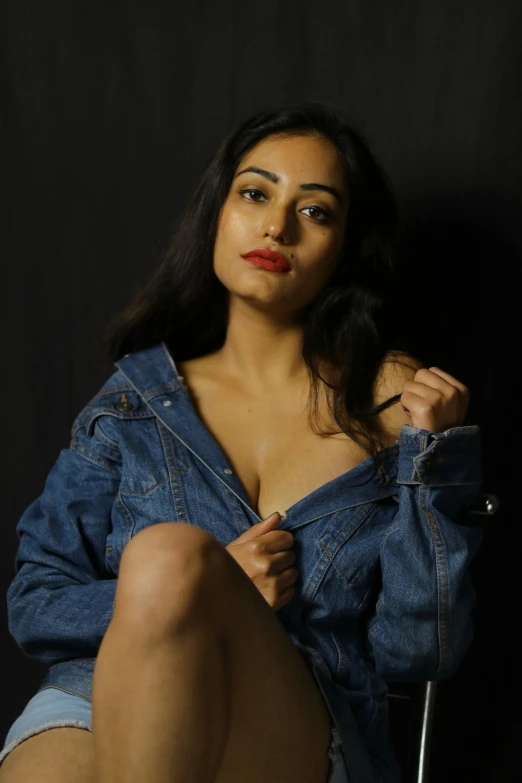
[278,566,299,589]
[265,551,296,575]
[406,372,466,407]
[402,381,442,405]
[261,531,295,553]
[426,367,469,394]
[400,390,439,430]
[410,368,458,396]
[401,389,438,410]
[274,550,296,571]
[275,585,295,611]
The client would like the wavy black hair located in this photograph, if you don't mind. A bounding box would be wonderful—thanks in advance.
[96,100,420,475]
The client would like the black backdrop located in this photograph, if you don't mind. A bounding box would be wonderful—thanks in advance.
[1,2,521,780]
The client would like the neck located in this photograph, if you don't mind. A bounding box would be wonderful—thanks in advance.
[214,297,310,394]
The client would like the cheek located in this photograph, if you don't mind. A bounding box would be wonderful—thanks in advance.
[215,208,247,253]
[213,210,247,281]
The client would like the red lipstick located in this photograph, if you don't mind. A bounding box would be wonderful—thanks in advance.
[241,248,290,273]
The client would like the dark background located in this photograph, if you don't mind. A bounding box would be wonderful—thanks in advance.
[1,2,521,780]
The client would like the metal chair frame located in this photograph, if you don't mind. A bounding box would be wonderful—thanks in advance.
[387,492,498,783]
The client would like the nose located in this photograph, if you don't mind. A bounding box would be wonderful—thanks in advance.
[262,203,295,244]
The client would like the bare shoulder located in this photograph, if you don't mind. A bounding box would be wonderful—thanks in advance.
[374,350,426,444]
[375,350,425,393]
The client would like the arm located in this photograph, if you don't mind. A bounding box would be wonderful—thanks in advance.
[6,399,121,663]
[367,423,483,681]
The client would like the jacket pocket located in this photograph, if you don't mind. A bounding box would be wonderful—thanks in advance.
[318,503,381,584]
[302,503,377,604]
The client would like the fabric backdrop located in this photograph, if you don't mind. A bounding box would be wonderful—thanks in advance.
[1,2,521,779]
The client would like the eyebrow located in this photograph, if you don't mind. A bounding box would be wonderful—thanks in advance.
[234,166,344,205]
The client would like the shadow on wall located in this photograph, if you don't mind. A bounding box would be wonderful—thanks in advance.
[386,212,519,781]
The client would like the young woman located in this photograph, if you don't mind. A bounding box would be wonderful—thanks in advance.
[0,102,482,783]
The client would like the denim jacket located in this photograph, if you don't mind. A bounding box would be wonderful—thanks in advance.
[6,342,483,782]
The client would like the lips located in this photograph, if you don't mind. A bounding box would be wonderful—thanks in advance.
[241,248,291,273]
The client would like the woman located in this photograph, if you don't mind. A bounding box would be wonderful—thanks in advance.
[0,102,482,783]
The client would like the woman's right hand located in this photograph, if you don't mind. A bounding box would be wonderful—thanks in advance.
[225,512,298,611]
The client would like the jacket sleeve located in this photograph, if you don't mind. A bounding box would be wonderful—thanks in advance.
[366,424,484,682]
[6,393,122,664]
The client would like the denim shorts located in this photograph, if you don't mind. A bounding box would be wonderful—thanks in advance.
[0,686,349,781]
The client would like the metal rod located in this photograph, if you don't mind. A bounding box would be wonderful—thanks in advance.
[416,681,437,783]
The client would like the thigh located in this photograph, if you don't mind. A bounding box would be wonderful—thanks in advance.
[124,523,332,783]
[120,522,337,783]
[214,545,335,783]
[0,688,95,783]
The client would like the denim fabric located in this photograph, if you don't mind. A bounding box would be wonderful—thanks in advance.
[0,686,348,782]
[0,687,92,768]
[4,342,484,783]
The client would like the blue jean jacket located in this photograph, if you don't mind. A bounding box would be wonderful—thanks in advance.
[5,342,483,782]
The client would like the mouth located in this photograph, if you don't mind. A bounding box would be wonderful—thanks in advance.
[241,249,291,273]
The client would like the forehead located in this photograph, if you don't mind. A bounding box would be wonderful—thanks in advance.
[237,133,347,190]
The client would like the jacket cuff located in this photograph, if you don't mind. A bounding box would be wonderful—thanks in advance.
[396,424,481,486]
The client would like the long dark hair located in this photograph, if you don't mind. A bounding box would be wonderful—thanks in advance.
[95,100,419,474]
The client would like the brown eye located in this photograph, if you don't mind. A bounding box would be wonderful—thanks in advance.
[239,188,266,202]
[239,188,331,223]
[301,206,330,223]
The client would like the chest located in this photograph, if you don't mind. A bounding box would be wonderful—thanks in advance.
[179,367,372,519]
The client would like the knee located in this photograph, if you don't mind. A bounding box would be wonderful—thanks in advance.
[114,522,225,629]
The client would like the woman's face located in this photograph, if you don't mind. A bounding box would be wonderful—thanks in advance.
[213,133,350,316]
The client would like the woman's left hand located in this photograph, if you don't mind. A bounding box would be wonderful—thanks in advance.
[400,367,470,433]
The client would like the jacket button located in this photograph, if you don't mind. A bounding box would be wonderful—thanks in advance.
[114,393,133,411]
[224,468,233,474]
[163,400,172,407]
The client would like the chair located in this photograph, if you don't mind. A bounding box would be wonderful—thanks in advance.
[387,680,438,783]
[387,492,498,782]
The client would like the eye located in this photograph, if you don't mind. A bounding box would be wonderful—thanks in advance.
[239,189,331,223]
[239,188,266,202]
[300,206,331,223]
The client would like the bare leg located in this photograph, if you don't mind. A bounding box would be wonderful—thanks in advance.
[92,522,333,783]
[92,536,232,783]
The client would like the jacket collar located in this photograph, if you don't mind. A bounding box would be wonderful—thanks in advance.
[116,342,400,524]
